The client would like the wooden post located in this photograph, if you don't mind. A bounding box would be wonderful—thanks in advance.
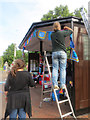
[28,52,30,72]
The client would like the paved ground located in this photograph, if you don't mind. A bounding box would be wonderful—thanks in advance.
[0,71,90,119]
[30,84,90,119]
[0,71,7,119]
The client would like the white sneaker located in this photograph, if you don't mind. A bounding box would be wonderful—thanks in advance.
[60,84,66,89]
[54,85,59,89]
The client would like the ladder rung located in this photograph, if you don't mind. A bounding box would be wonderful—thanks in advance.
[49,64,52,67]
[43,83,51,85]
[45,64,52,67]
[46,54,52,57]
[54,88,59,91]
[61,112,72,118]
[43,90,52,93]
[58,99,68,104]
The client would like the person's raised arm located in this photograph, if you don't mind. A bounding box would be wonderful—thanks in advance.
[64,26,73,32]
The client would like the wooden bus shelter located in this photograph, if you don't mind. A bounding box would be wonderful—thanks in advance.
[19,16,90,115]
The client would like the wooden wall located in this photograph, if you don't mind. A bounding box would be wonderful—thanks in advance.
[74,23,90,110]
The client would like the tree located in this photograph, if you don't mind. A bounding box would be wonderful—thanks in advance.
[41,5,73,21]
[41,5,87,21]
[3,43,15,66]
[16,50,28,66]
[15,50,23,60]
[0,56,3,67]
[3,43,28,66]
[41,10,54,21]
[16,50,28,65]
[54,5,73,18]
[24,52,28,64]
[74,7,87,18]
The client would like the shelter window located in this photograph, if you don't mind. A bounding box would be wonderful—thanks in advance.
[82,34,90,60]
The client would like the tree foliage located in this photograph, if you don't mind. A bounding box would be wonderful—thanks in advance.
[2,43,28,66]
[0,56,3,67]
[41,5,87,21]
[3,43,15,66]
[74,7,87,18]
[54,5,73,18]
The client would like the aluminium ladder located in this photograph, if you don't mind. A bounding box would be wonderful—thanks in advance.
[39,51,52,107]
[54,85,77,120]
[40,51,77,120]
[80,7,90,38]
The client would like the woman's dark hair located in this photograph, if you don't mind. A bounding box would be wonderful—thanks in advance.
[11,59,25,77]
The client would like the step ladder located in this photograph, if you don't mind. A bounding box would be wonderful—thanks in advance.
[39,51,77,120]
[39,51,52,107]
[80,7,90,38]
[54,85,77,120]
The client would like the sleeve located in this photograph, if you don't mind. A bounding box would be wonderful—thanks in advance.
[28,72,35,87]
[4,73,11,91]
[63,30,73,37]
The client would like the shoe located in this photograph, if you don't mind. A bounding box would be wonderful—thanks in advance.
[54,85,59,89]
[59,88,63,94]
[60,84,66,89]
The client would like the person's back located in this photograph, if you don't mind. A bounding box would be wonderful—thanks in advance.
[51,21,73,90]
[51,28,73,53]
[4,59,35,119]
[5,71,34,92]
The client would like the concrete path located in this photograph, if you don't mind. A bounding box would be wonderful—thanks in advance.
[0,71,7,119]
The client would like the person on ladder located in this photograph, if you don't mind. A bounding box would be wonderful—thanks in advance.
[51,21,73,91]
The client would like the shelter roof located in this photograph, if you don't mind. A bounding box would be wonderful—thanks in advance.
[19,16,84,51]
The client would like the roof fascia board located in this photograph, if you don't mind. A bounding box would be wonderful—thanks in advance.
[19,17,83,48]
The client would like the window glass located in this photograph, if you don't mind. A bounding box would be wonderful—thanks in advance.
[82,34,90,60]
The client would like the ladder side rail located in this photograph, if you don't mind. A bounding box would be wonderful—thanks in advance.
[64,85,76,119]
[44,51,52,78]
[42,60,45,93]
[80,8,88,27]
[80,8,90,38]
[81,12,89,33]
[39,58,45,107]
[44,51,53,89]
[44,51,53,98]
[40,51,52,107]
[54,89,63,120]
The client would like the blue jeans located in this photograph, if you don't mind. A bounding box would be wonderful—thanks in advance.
[52,51,67,88]
[9,108,26,120]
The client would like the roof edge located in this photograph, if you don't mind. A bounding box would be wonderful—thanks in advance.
[19,16,83,49]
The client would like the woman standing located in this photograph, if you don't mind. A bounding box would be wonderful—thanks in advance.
[4,59,35,119]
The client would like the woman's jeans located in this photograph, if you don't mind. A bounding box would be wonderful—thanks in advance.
[52,51,67,88]
[9,108,26,120]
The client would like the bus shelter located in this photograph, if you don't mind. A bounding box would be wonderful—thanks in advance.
[19,16,90,115]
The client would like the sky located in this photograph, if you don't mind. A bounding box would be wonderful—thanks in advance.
[0,0,89,56]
